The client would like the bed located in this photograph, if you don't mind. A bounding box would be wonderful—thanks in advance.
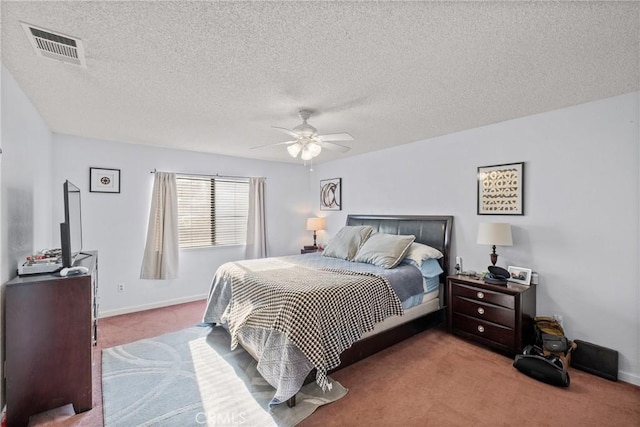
[202,214,453,406]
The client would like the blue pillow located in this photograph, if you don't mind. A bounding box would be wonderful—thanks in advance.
[401,258,443,279]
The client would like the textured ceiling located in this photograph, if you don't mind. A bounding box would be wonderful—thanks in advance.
[2,1,639,164]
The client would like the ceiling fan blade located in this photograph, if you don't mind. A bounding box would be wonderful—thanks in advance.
[320,141,351,153]
[250,140,297,150]
[317,132,354,142]
[272,126,299,138]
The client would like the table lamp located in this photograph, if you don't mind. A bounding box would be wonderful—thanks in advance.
[477,223,513,266]
[306,217,325,248]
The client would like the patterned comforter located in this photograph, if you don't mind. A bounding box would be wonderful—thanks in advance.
[202,253,423,405]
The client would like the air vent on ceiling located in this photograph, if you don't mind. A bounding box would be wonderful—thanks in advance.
[21,22,86,67]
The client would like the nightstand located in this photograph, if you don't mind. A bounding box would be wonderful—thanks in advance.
[446,275,536,355]
[300,248,319,254]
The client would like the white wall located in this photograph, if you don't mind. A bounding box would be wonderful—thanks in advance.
[311,92,640,385]
[51,134,312,316]
[1,64,54,409]
[1,65,53,281]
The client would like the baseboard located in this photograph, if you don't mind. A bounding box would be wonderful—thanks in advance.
[99,294,208,318]
[617,371,640,387]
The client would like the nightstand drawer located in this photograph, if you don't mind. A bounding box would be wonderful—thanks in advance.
[451,282,515,309]
[452,296,515,328]
[452,313,515,349]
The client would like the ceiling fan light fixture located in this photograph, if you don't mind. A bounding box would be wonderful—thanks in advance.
[287,143,302,158]
[300,146,314,161]
[307,141,322,157]
[262,110,352,163]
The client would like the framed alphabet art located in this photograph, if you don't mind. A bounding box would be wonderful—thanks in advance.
[477,162,524,215]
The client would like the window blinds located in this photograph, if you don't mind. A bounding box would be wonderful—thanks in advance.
[176,176,249,248]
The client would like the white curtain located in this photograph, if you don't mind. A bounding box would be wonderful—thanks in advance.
[140,172,179,279]
[245,177,267,259]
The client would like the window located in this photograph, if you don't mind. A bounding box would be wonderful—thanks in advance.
[176,175,249,248]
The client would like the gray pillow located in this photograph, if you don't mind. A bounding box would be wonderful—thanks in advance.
[353,233,416,269]
[322,225,374,260]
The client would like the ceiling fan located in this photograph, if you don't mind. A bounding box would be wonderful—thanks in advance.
[253,110,353,161]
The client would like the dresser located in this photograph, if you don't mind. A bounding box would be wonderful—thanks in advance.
[5,251,98,427]
[447,275,536,355]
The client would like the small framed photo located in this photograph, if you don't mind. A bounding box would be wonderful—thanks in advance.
[507,266,532,285]
[90,167,121,193]
[320,178,342,211]
[477,162,524,215]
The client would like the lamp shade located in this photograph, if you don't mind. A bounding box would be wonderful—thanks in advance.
[287,143,302,158]
[306,217,326,231]
[477,223,513,246]
[307,141,322,157]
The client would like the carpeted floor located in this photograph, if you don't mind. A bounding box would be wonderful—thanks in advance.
[29,300,640,426]
[301,327,640,426]
[28,301,210,427]
[101,325,346,426]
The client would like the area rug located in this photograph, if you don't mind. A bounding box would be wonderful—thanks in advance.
[102,326,347,426]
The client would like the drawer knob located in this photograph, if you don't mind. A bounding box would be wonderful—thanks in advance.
[477,325,485,333]
[477,307,485,315]
[477,291,485,299]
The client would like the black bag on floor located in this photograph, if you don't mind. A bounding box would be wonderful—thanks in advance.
[513,345,570,387]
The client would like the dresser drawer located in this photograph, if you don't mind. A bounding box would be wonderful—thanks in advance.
[452,296,515,328]
[452,313,515,349]
[451,282,515,309]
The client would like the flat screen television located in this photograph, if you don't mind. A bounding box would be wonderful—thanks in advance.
[60,180,83,268]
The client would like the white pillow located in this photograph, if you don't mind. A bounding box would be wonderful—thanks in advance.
[403,242,444,265]
[322,225,374,261]
[353,233,416,269]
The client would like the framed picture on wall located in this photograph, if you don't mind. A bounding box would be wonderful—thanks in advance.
[320,178,341,211]
[477,162,524,215]
[90,167,121,193]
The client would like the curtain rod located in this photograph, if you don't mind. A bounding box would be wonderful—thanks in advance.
[150,168,264,181]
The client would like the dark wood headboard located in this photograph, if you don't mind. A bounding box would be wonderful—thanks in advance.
[346,214,453,280]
